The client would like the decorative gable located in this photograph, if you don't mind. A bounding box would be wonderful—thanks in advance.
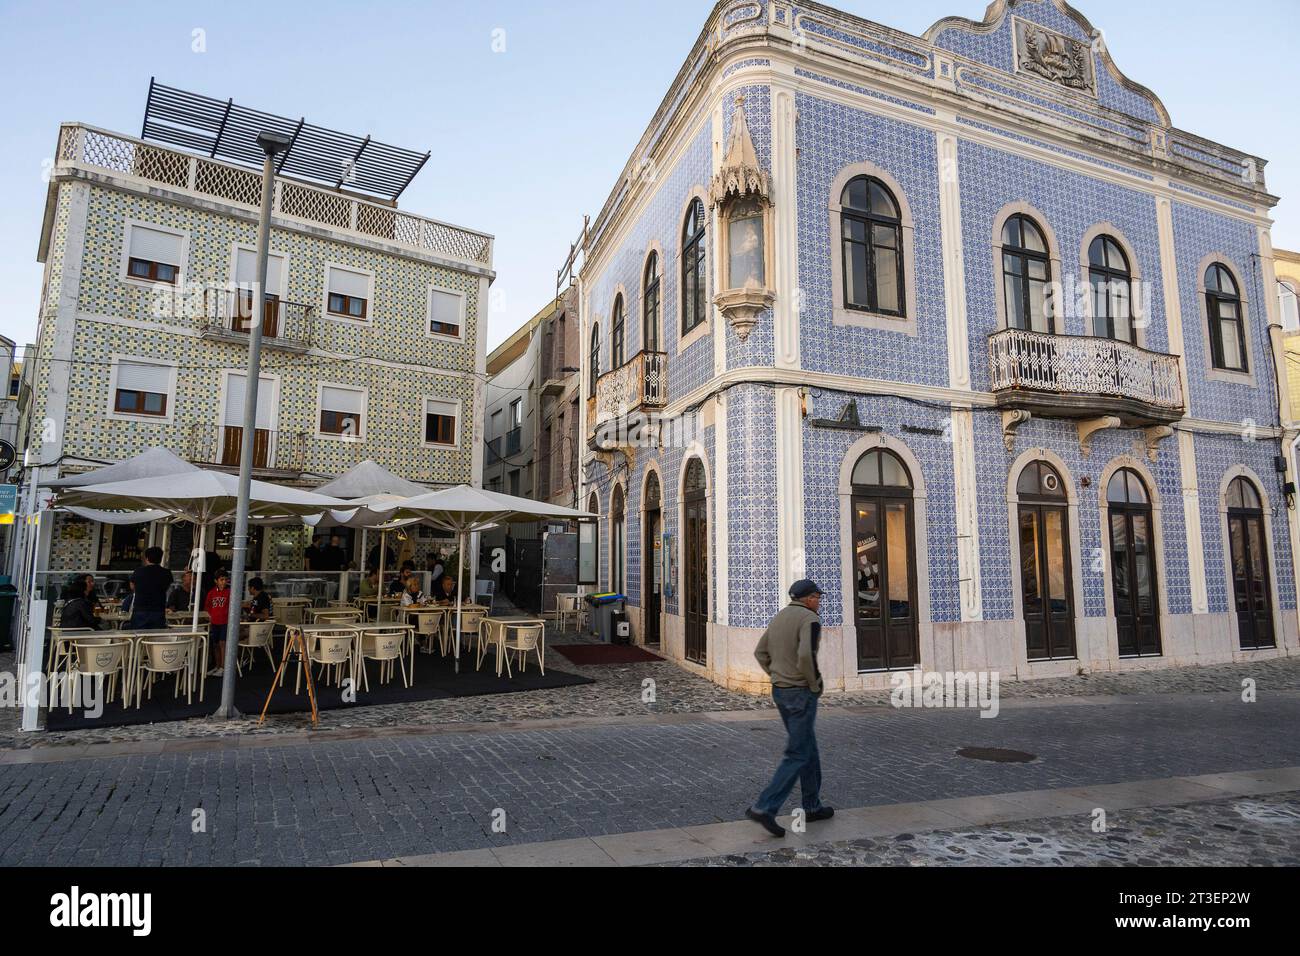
[1013,15,1095,95]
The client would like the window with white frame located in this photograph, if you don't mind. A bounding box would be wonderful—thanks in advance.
[126,225,183,285]
[1279,280,1300,334]
[112,359,173,417]
[424,398,459,447]
[318,384,366,438]
[428,287,465,338]
[326,265,370,320]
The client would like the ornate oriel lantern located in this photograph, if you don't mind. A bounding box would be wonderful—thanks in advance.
[710,95,774,341]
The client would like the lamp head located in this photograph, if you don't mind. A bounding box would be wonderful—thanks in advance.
[257,130,294,156]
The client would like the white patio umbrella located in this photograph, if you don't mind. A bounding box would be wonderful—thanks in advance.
[56,470,352,640]
[43,446,201,489]
[386,486,597,672]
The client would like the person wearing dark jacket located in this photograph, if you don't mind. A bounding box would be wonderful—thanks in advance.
[746,579,834,838]
[128,546,172,630]
[59,581,101,631]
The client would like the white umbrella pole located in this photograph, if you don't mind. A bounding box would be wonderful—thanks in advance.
[455,529,465,674]
[192,521,205,635]
[377,529,386,623]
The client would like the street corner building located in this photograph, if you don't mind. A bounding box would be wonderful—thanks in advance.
[577,0,1299,693]
[19,83,493,574]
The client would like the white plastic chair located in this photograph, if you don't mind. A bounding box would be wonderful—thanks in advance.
[299,629,355,693]
[68,638,130,712]
[136,636,197,708]
[359,627,410,690]
[237,621,276,675]
[501,623,545,678]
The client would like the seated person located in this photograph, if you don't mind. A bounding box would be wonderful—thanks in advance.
[400,577,425,607]
[120,581,136,614]
[59,580,102,631]
[358,570,379,598]
[386,571,408,597]
[167,571,194,612]
[244,577,273,622]
[435,574,458,605]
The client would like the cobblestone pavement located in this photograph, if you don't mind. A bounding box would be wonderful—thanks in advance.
[0,691,1297,865]
[665,791,1300,867]
[1,643,1297,750]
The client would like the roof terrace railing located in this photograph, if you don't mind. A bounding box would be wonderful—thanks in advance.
[56,123,493,267]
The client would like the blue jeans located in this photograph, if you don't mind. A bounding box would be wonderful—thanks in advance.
[127,609,167,630]
[754,686,823,816]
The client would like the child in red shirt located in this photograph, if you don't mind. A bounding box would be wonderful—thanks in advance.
[204,570,232,677]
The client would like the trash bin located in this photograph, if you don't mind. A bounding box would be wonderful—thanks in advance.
[0,577,16,652]
[612,612,631,646]
[585,593,627,643]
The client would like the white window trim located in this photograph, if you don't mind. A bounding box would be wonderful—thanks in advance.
[322,262,376,325]
[315,382,368,442]
[106,354,178,424]
[426,284,468,342]
[217,369,281,432]
[228,242,290,300]
[422,395,463,449]
[119,219,189,291]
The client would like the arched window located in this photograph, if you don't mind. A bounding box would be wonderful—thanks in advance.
[1106,468,1161,658]
[611,485,626,596]
[849,448,917,672]
[841,176,904,316]
[1205,263,1247,372]
[611,294,625,369]
[1016,461,1075,661]
[643,253,661,353]
[1002,214,1052,333]
[1088,235,1134,343]
[1278,280,1299,334]
[589,324,600,395]
[681,199,708,335]
[1226,476,1274,650]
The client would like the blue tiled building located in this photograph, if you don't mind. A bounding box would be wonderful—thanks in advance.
[579,0,1297,692]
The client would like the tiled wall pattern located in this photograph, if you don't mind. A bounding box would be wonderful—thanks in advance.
[1170,200,1270,426]
[795,92,950,386]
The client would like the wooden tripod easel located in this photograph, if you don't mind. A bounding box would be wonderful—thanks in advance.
[259,626,319,726]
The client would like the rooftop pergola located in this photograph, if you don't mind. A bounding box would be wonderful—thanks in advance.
[141,79,430,202]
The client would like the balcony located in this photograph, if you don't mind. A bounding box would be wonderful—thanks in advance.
[200,290,315,352]
[988,329,1184,455]
[505,427,522,456]
[587,350,668,451]
[55,124,493,267]
[187,422,306,477]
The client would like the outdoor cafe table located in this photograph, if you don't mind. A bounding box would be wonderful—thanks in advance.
[478,616,546,677]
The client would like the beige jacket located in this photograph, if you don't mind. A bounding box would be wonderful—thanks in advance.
[754,602,823,695]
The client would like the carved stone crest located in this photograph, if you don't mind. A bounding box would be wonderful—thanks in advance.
[1014,18,1095,95]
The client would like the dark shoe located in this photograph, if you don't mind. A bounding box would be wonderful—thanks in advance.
[806,806,835,822]
[745,808,786,838]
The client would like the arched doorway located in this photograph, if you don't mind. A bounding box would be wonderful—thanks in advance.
[683,458,708,665]
[1107,468,1161,657]
[1227,476,1275,650]
[610,485,626,596]
[643,471,662,646]
[1016,461,1076,660]
[850,449,918,671]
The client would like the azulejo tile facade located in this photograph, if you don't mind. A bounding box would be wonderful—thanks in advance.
[579,0,1298,693]
[22,114,493,573]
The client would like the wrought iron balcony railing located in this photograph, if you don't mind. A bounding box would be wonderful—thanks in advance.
[988,328,1184,423]
[56,123,493,266]
[587,350,668,446]
[200,290,315,351]
[187,422,306,474]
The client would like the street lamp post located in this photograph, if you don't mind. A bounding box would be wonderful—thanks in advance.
[215,130,293,719]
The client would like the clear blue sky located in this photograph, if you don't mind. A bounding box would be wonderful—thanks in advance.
[1,0,1296,353]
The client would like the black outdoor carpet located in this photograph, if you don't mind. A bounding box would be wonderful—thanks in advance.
[44,651,594,732]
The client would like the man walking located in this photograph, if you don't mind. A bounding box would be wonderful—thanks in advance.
[746,579,834,837]
[127,546,173,630]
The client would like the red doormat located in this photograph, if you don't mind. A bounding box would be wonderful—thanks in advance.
[552,644,664,665]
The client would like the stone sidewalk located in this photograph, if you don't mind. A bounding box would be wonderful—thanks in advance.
[1,645,1297,751]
